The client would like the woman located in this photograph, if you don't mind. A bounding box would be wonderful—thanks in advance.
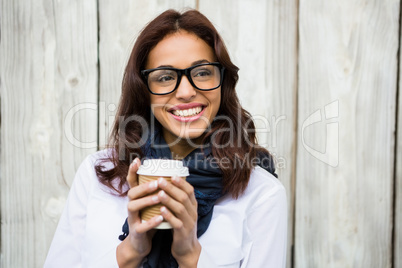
[45,9,287,268]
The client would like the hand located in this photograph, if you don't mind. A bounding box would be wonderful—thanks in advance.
[116,158,163,267]
[157,176,201,267]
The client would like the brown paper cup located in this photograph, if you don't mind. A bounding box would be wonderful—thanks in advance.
[137,159,189,229]
[138,174,186,229]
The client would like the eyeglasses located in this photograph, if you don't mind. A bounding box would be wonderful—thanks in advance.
[141,62,225,95]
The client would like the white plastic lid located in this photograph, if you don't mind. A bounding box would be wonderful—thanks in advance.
[137,159,189,177]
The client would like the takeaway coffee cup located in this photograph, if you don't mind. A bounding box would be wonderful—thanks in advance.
[137,159,189,229]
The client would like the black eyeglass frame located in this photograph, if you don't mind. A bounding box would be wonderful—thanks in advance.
[141,62,225,95]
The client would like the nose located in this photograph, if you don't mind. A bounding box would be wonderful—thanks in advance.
[175,75,196,101]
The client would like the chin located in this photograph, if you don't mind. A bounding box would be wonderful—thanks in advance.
[176,128,207,140]
[161,123,208,144]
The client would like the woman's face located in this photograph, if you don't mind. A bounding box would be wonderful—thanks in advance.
[146,31,221,143]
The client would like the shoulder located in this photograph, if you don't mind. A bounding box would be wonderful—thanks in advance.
[199,167,287,265]
[77,148,114,176]
[72,149,116,191]
[84,148,114,167]
[241,166,286,207]
[216,166,286,210]
[246,166,285,197]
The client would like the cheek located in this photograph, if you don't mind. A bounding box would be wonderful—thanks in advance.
[209,91,222,114]
[149,96,167,114]
[149,95,158,107]
[151,106,166,124]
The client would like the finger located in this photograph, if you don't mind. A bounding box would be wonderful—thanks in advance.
[127,179,159,200]
[132,215,164,234]
[127,158,141,188]
[127,192,161,232]
[158,178,197,217]
[127,194,160,213]
[160,206,186,230]
[171,176,197,205]
[158,189,195,222]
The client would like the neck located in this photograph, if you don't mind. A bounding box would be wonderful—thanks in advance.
[162,129,204,160]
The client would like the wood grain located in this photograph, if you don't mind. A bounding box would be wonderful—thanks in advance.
[0,0,98,266]
[200,1,298,266]
[296,1,399,267]
[394,10,402,267]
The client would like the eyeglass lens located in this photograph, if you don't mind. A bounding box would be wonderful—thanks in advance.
[147,64,221,94]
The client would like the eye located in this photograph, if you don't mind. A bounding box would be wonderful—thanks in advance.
[157,74,175,82]
[149,70,177,84]
[192,67,213,79]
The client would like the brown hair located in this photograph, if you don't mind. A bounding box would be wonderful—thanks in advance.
[95,9,270,199]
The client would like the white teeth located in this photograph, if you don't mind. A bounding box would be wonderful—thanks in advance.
[172,107,203,117]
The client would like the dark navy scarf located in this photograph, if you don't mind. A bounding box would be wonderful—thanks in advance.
[118,128,277,267]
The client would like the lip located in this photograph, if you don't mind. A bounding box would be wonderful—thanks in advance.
[167,103,204,112]
[168,103,206,123]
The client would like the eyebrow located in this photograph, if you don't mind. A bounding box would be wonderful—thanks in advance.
[192,59,210,65]
[156,59,211,69]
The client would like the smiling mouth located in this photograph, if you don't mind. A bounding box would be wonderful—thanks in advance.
[170,106,204,117]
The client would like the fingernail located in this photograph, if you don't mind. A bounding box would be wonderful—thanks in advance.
[130,159,138,169]
[158,177,167,187]
[156,215,163,223]
[159,190,166,198]
[172,175,180,183]
[149,181,158,189]
[152,195,159,202]
[160,206,166,213]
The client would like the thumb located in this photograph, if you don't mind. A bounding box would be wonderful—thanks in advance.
[127,158,140,188]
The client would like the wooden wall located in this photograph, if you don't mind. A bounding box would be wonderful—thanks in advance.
[1,0,98,267]
[296,1,399,267]
[0,0,400,267]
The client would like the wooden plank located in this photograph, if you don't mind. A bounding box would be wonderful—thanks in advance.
[296,1,399,267]
[394,13,402,267]
[0,0,98,266]
[199,0,298,266]
[98,0,197,147]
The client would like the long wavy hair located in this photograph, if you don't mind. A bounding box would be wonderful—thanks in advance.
[95,9,270,199]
